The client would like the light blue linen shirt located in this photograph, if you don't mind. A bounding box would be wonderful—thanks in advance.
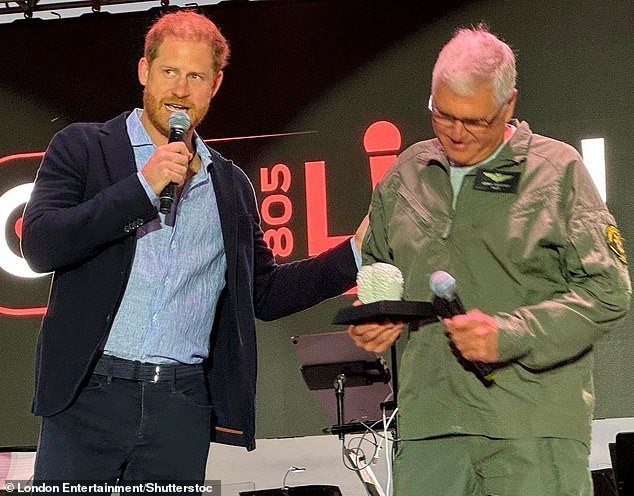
[103,109,227,364]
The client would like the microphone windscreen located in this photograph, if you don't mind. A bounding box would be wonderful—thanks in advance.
[168,111,191,132]
[429,270,456,301]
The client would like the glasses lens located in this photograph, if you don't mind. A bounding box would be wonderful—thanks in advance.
[430,100,507,133]
[432,112,487,132]
[463,120,489,132]
[432,112,452,127]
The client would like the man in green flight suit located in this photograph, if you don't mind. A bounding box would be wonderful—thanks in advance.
[348,24,631,496]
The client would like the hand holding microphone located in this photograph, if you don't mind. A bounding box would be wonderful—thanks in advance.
[140,111,193,214]
[159,111,192,214]
[429,271,497,382]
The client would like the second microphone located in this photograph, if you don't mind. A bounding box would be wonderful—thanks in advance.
[429,270,496,383]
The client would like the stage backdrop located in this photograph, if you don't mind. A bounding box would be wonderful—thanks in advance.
[1,0,633,446]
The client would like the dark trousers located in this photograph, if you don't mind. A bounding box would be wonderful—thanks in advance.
[33,357,213,494]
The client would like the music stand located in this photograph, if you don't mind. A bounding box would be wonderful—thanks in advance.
[291,331,394,436]
[328,299,438,434]
[292,331,393,496]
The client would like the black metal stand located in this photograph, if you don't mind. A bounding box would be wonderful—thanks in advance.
[334,374,346,440]
[328,344,398,438]
[292,329,405,437]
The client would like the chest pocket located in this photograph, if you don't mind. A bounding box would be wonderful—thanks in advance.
[385,185,451,296]
[394,186,448,239]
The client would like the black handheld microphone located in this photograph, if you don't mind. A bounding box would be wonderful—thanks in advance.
[159,111,192,215]
[429,270,496,382]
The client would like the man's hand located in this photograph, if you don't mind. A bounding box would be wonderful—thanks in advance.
[347,300,404,353]
[141,142,193,195]
[443,309,499,363]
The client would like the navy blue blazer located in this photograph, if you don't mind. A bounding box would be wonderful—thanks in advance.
[21,112,357,450]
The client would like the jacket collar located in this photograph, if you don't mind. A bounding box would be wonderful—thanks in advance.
[99,112,137,184]
[492,119,532,170]
[425,119,532,173]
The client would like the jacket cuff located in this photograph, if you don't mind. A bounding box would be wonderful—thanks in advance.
[495,313,533,363]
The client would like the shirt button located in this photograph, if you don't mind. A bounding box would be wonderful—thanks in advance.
[164,276,169,285]
[171,242,176,250]
[152,314,158,322]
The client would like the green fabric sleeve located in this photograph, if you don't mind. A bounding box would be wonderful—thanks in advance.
[496,159,631,369]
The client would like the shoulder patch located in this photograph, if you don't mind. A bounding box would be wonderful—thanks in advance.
[606,224,627,264]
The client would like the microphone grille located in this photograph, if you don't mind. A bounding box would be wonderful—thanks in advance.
[168,111,191,131]
[429,270,456,300]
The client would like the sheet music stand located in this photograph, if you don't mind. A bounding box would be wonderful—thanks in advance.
[291,331,395,437]
[326,298,438,435]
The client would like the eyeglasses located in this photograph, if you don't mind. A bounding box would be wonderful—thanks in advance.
[428,96,508,133]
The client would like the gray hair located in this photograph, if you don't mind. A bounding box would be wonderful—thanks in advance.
[431,24,516,106]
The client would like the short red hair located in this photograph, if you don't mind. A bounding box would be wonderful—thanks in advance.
[144,10,230,73]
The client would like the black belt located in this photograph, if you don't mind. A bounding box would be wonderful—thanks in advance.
[93,355,203,383]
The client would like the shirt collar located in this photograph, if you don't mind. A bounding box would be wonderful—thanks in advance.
[127,108,153,147]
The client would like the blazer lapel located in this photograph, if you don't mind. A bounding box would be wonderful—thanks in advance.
[100,112,137,185]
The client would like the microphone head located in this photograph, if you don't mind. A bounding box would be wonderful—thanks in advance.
[429,270,457,301]
[168,111,191,132]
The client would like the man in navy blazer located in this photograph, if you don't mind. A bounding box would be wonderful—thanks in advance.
[21,10,359,487]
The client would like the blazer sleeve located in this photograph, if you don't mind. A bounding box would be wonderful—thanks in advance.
[233,171,358,321]
[21,123,158,273]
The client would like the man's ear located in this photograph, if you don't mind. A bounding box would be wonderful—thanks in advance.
[210,70,224,98]
[138,57,149,87]
[505,88,518,120]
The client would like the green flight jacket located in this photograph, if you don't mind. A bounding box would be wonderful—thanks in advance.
[363,120,631,446]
